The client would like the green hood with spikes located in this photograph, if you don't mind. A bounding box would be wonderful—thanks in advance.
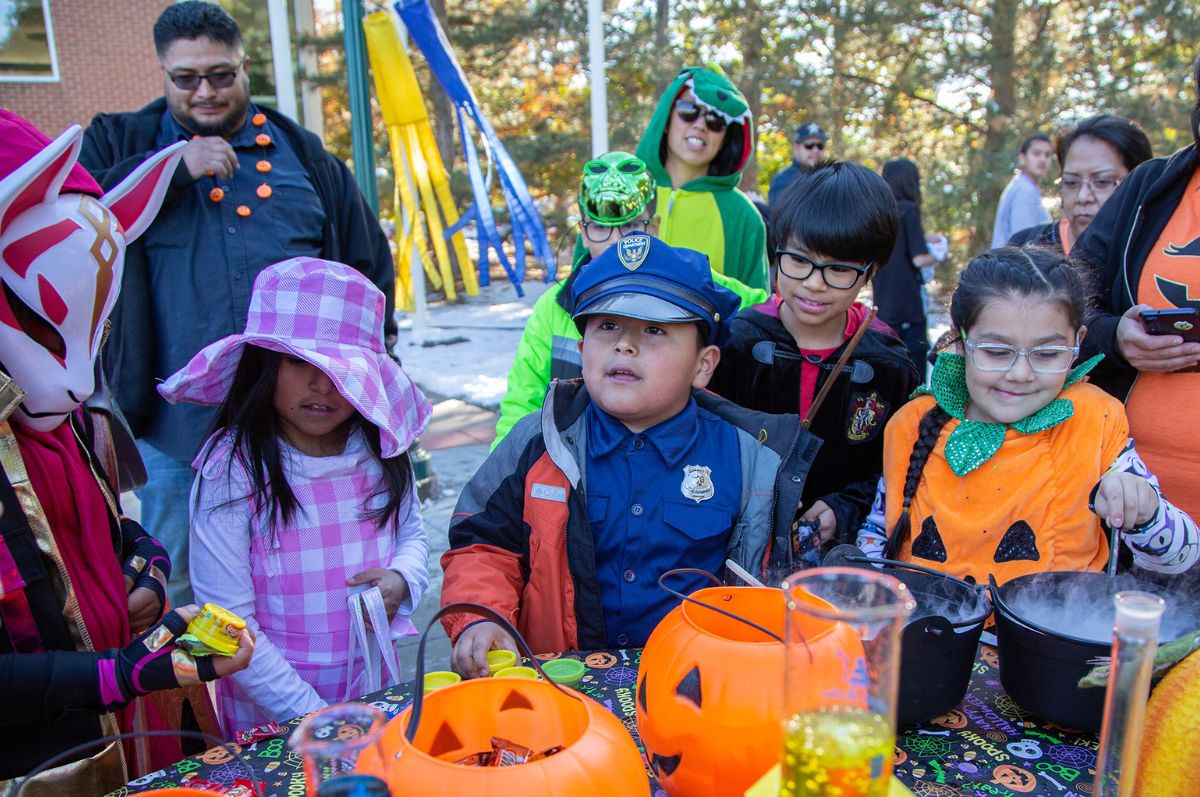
[635,66,754,192]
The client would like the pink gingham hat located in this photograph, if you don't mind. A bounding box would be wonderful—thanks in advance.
[158,257,431,457]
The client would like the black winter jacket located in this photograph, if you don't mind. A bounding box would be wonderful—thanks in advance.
[1009,220,1065,253]
[79,100,396,434]
[1072,144,1199,400]
[708,308,920,542]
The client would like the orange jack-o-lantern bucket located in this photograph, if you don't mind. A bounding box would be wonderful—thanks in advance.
[357,603,647,795]
[637,576,863,797]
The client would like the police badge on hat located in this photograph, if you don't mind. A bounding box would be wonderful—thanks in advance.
[681,464,715,503]
[617,233,651,271]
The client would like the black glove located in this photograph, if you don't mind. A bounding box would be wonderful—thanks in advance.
[96,609,217,711]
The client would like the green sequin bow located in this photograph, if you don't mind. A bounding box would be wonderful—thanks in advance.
[914,352,1103,476]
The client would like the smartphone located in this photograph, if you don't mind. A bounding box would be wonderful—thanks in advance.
[1139,308,1200,342]
[1141,308,1200,372]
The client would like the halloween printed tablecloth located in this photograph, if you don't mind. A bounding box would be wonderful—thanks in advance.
[111,645,1100,797]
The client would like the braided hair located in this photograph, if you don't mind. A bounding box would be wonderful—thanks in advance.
[883,405,952,559]
[883,246,1088,556]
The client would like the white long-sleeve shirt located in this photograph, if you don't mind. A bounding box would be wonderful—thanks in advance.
[190,430,428,729]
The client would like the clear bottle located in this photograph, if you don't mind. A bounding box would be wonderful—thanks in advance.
[1093,591,1165,797]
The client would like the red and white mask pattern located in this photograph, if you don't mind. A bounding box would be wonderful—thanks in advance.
[0,127,183,431]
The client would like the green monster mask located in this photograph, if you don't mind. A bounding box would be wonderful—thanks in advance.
[578,151,655,226]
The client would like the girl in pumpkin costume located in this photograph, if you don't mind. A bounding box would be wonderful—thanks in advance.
[856,247,1199,583]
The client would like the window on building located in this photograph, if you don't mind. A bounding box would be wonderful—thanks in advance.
[0,0,59,82]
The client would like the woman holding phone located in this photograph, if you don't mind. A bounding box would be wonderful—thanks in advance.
[1073,62,1200,546]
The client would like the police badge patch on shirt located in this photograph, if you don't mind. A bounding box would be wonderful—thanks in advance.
[681,464,715,502]
[846,391,887,443]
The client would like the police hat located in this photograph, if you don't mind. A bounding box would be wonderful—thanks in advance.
[570,233,740,346]
[793,122,829,143]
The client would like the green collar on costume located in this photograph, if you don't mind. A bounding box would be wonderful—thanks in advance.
[913,352,1103,476]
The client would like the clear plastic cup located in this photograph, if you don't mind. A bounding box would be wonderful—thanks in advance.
[290,703,388,797]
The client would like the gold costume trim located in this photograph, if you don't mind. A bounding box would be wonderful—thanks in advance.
[171,648,201,686]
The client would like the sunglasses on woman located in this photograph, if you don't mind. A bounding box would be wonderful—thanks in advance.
[674,100,728,133]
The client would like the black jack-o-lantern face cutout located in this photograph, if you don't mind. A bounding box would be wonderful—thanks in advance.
[912,516,947,562]
[639,666,705,778]
[993,520,1040,562]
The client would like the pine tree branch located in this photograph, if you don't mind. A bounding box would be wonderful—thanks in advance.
[831,70,986,132]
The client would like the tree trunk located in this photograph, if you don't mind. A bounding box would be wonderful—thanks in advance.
[655,0,672,91]
[969,0,1019,253]
[738,0,764,193]
[427,0,458,169]
[829,0,853,138]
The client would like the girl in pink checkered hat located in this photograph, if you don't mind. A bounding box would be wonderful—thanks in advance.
[159,256,432,734]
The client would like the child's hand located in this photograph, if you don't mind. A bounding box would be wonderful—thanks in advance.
[799,500,837,545]
[452,621,518,679]
[127,586,163,633]
[1093,472,1159,530]
[347,568,411,626]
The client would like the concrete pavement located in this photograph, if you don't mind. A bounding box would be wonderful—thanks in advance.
[396,396,497,674]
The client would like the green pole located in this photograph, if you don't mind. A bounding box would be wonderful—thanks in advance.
[342,0,378,213]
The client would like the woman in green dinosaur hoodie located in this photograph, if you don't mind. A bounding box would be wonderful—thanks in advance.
[636,65,770,291]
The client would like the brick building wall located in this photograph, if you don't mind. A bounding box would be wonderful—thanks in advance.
[0,0,172,136]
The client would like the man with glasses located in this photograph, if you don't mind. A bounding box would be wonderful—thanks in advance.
[634,66,770,291]
[79,1,395,607]
[768,122,829,206]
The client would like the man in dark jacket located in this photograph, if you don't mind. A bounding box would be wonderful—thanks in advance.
[79,1,395,607]
[768,122,828,206]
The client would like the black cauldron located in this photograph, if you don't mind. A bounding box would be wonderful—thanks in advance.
[989,570,1196,732]
[822,547,991,727]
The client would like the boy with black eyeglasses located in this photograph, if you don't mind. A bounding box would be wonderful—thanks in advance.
[493,151,767,446]
[708,162,921,548]
[634,66,770,292]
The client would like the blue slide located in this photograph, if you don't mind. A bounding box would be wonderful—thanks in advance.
[393,0,557,293]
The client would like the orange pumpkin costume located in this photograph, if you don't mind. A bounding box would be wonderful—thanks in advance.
[880,382,1126,583]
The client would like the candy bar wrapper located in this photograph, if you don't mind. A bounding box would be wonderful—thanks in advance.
[180,778,261,795]
[527,745,565,762]
[454,751,492,766]
[175,633,232,657]
[180,779,226,792]
[452,739,563,767]
[233,721,284,745]
[225,780,262,797]
[488,736,534,767]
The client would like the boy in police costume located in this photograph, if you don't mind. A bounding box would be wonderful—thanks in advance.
[441,234,819,677]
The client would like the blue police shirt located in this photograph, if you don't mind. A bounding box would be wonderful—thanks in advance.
[142,106,326,462]
[585,398,742,647]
